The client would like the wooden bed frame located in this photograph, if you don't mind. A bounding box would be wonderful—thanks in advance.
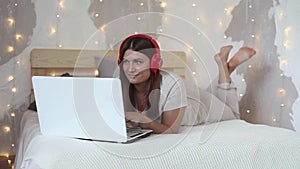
[30,48,187,101]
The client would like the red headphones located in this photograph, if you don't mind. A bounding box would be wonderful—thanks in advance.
[118,34,163,74]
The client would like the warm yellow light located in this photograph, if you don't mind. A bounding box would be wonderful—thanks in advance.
[10,112,16,117]
[51,73,56,76]
[224,7,233,16]
[8,76,14,81]
[15,34,23,41]
[58,44,63,48]
[140,2,144,6]
[1,153,9,158]
[284,27,291,35]
[283,40,291,49]
[50,27,56,35]
[12,87,17,93]
[196,17,200,21]
[219,21,223,26]
[273,118,277,122]
[160,2,167,8]
[7,18,15,26]
[280,59,288,67]
[11,144,15,147]
[7,46,14,52]
[246,109,251,113]
[100,25,106,32]
[3,126,11,133]
[94,69,99,76]
[59,1,64,8]
[279,88,286,95]
[248,65,252,68]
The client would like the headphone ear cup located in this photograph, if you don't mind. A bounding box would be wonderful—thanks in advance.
[150,53,163,73]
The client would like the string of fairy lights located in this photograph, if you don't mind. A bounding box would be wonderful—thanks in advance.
[1,0,20,165]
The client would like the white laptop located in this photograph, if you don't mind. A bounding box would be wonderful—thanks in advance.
[32,76,153,143]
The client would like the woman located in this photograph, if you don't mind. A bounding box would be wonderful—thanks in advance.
[118,34,256,134]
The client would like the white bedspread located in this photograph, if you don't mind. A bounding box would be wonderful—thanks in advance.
[15,110,300,169]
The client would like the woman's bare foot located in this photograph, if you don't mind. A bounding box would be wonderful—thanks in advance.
[214,45,233,65]
[228,47,256,73]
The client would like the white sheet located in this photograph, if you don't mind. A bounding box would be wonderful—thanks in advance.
[15,110,300,169]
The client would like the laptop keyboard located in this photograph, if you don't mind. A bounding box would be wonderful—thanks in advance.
[127,128,143,137]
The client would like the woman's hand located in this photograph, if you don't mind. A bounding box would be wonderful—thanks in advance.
[125,112,152,124]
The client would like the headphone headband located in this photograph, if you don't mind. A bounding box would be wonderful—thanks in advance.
[118,34,162,73]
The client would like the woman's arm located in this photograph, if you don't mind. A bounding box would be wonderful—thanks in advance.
[126,107,185,134]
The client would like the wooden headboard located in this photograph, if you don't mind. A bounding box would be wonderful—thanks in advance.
[30,48,187,102]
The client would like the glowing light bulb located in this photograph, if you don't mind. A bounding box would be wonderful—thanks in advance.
[242,78,245,82]
[8,76,14,81]
[59,1,64,8]
[95,13,100,17]
[7,46,14,52]
[7,18,14,26]
[137,17,141,21]
[50,27,56,35]
[279,88,286,95]
[224,7,233,16]
[3,126,11,133]
[248,5,252,8]
[251,18,255,22]
[58,44,62,48]
[100,25,106,33]
[273,118,277,122]
[280,104,285,107]
[192,3,196,7]
[251,34,255,38]
[99,0,103,2]
[280,59,288,67]
[248,65,252,68]
[192,72,196,75]
[94,70,99,76]
[11,144,15,147]
[12,87,17,93]
[10,112,15,117]
[15,34,23,41]
[239,94,244,97]
[160,2,167,8]
[94,41,99,45]
[193,59,197,63]
[223,35,227,39]
[196,17,200,21]
[140,2,144,6]
[246,110,251,113]
[14,3,18,6]
[56,14,60,18]
[284,27,291,36]
[283,40,291,49]
[51,73,56,76]
[219,21,223,26]
[280,73,284,77]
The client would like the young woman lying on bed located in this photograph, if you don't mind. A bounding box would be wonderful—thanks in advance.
[118,34,256,134]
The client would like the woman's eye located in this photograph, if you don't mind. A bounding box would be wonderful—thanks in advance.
[123,60,129,64]
[135,60,142,64]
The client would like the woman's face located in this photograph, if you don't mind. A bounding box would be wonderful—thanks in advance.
[122,49,151,84]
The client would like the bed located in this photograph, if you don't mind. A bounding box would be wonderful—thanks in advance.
[15,48,300,169]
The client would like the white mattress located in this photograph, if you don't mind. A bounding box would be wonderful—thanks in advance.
[15,110,300,169]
